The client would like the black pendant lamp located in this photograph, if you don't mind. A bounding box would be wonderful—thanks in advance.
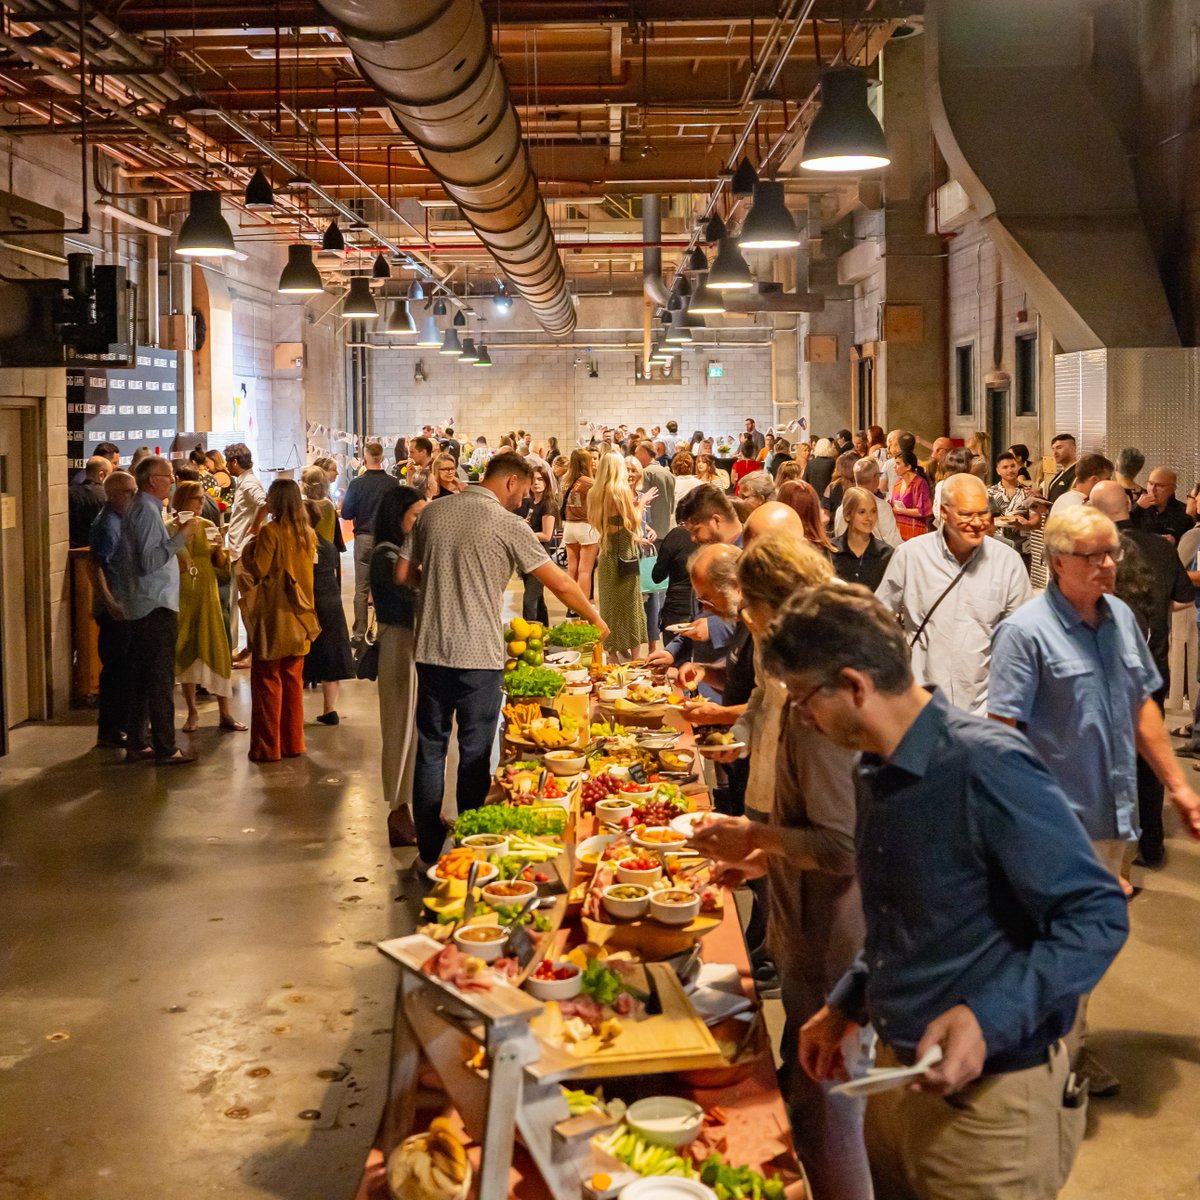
[707,236,754,290]
[384,300,416,335]
[688,246,708,273]
[322,219,346,252]
[342,276,378,319]
[675,276,693,299]
[372,252,391,279]
[688,278,725,315]
[702,214,727,244]
[177,191,236,258]
[277,244,324,294]
[800,67,890,172]
[458,336,479,364]
[244,167,274,210]
[452,309,466,328]
[730,156,759,197]
[474,343,493,367]
[737,181,802,250]
[440,324,463,355]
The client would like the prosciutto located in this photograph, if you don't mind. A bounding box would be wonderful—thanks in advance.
[420,943,494,992]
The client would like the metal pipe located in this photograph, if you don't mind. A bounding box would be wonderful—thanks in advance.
[94,200,171,237]
[314,0,575,337]
[641,194,671,307]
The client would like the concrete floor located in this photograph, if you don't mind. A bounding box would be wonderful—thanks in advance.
[3,581,1200,1197]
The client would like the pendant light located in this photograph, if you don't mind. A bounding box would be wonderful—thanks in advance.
[737,181,802,250]
[322,219,346,252]
[432,298,447,316]
[707,236,754,290]
[409,279,425,302]
[800,67,890,172]
[372,252,391,279]
[176,191,236,258]
[458,336,479,364]
[342,276,378,319]
[702,213,727,244]
[439,326,463,355]
[675,276,693,300]
[665,309,693,343]
[667,292,682,313]
[474,343,493,367]
[384,300,416,335]
[730,156,758,197]
[277,244,324,294]
[687,246,709,273]
[417,312,442,346]
[688,278,726,314]
[244,167,274,210]
[452,309,466,328]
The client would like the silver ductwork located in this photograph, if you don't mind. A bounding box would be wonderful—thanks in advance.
[316,0,576,337]
[642,194,671,307]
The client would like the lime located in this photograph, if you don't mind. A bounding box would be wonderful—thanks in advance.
[521,648,542,665]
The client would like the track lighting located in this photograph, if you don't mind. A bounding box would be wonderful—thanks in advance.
[176,191,236,258]
[341,276,378,319]
[800,67,890,172]
[277,243,324,294]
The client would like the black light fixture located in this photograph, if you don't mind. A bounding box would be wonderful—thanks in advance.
[473,343,493,367]
[342,276,378,319]
[667,292,682,312]
[417,312,442,346]
[244,167,274,210]
[687,246,709,273]
[177,191,236,258]
[439,326,463,355]
[707,236,754,290]
[800,67,890,172]
[432,297,447,316]
[702,213,727,244]
[277,244,324,294]
[737,181,802,250]
[675,276,693,299]
[384,300,416,335]
[458,336,479,364]
[452,309,466,328]
[730,156,759,197]
[665,309,693,344]
[322,219,346,252]
[372,252,391,279]
[688,279,726,314]
[409,279,425,302]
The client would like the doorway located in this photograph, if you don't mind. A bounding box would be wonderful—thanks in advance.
[986,387,1009,480]
[851,343,878,432]
[0,407,30,734]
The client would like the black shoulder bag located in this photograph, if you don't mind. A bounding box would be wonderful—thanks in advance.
[908,562,969,649]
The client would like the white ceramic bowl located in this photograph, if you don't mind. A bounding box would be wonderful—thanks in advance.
[452,924,508,962]
[597,685,624,703]
[624,1096,705,1148]
[594,798,634,824]
[602,882,651,920]
[561,667,589,684]
[631,828,689,852]
[525,962,583,1000]
[426,861,499,892]
[576,833,618,871]
[615,857,663,886]
[649,889,701,926]
[543,749,587,776]
[619,1176,716,1200]
[545,649,581,666]
[480,878,539,909]
[460,833,510,857]
[617,783,659,804]
[606,764,631,780]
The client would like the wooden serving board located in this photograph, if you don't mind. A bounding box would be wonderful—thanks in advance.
[525,962,724,1082]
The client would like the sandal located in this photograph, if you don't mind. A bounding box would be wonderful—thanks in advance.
[1170,725,1192,738]
[182,717,199,733]
[219,717,248,732]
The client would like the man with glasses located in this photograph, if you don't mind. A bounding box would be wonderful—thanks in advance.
[875,473,1031,714]
[768,582,1128,1200]
[989,505,1200,1097]
[117,456,196,765]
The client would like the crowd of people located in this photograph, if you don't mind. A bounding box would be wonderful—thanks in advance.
[78,412,1200,1200]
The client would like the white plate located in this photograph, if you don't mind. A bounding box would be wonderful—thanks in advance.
[831,1044,944,1097]
[695,740,746,759]
[545,649,582,665]
[665,623,692,634]
[669,811,709,838]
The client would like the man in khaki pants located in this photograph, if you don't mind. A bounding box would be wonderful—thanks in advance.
[763,584,1129,1200]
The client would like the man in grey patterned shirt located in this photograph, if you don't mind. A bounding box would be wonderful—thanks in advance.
[399,452,607,864]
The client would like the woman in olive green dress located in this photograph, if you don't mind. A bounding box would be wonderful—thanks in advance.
[587,451,650,659]
[171,481,246,733]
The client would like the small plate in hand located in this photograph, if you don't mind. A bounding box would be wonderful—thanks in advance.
[831,1045,944,1097]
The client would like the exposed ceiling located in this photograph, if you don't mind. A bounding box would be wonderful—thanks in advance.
[0,0,923,300]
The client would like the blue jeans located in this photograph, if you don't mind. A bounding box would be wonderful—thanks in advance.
[412,663,503,863]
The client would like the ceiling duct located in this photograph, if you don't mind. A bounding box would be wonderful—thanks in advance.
[315,0,576,338]
[642,194,671,308]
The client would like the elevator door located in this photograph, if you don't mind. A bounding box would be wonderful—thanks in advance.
[0,408,30,727]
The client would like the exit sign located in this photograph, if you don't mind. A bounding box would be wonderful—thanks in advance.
[707,362,724,378]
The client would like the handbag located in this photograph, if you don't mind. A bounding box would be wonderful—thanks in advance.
[355,605,379,681]
[612,519,641,577]
[638,544,667,593]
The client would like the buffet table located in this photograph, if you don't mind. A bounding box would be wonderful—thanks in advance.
[355,653,806,1200]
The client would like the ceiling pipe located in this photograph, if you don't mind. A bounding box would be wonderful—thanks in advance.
[642,194,671,308]
[314,0,576,337]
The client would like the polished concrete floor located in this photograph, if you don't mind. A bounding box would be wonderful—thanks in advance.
[3,597,1200,1197]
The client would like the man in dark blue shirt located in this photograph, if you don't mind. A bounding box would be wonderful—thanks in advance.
[340,440,399,641]
[761,582,1128,1200]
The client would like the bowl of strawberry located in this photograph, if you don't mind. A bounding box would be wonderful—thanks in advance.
[616,855,663,885]
[525,959,582,1000]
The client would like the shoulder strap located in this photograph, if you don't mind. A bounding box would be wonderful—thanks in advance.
[909,560,970,648]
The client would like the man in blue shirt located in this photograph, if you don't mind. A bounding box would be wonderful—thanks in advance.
[117,456,195,765]
[989,504,1200,1097]
[763,582,1128,1200]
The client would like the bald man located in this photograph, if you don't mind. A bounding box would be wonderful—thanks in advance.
[926,436,954,481]
[68,455,113,547]
[875,473,1032,713]
[743,500,805,545]
[1131,465,1195,545]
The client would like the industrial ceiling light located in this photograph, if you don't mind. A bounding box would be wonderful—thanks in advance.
[452,309,466,328]
[667,292,682,312]
[244,167,274,210]
[800,67,890,172]
[417,313,442,346]
[688,278,726,314]
[408,279,425,302]
[176,191,236,258]
[432,298,447,316]
[687,247,709,273]
[474,342,493,367]
[675,276,693,299]
[372,252,391,279]
[730,156,758,197]
[702,214,727,244]
[277,243,324,294]
[737,181,802,250]
[342,276,378,319]
[321,219,346,252]
[665,310,693,343]
[439,326,463,355]
[384,300,416,335]
[493,284,513,313]
[707,236,754,290]
[458,336,479,363]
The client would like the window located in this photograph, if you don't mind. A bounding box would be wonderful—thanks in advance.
[956,344,974,417]
[1015,332,1038,416]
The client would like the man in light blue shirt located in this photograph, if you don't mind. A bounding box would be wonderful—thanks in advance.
[117,456,195,765]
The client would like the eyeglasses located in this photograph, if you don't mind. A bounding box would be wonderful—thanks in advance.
[1067,546,1124,565]
[792,679,834,723]
[944,507,990,525]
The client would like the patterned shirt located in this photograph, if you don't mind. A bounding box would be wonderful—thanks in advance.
[402,485,549,669]
[226,469,266,561]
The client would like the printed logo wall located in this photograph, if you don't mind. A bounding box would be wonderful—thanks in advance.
[66,349,178,479]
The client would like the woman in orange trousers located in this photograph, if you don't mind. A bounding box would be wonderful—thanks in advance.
[239,478,318,762]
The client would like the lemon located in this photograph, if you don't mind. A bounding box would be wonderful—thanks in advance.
[528,622,544,639]
[505,659,518,671]
[507,639,527,656]
[510,616,532,639]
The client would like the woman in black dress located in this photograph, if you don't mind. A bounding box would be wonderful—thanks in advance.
[302,499,355,725]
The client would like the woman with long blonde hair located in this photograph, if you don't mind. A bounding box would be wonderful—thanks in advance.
[588,452,648,658]
[561,447,599,603]
[240,478,318,762]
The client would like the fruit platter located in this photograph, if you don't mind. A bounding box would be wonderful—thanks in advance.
[503,700,586,750]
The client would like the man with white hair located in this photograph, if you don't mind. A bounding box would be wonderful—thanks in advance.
[989,505,1200,1095]
[736,469,776,512]
[833,457,902,548]
[875,473,1031,714]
